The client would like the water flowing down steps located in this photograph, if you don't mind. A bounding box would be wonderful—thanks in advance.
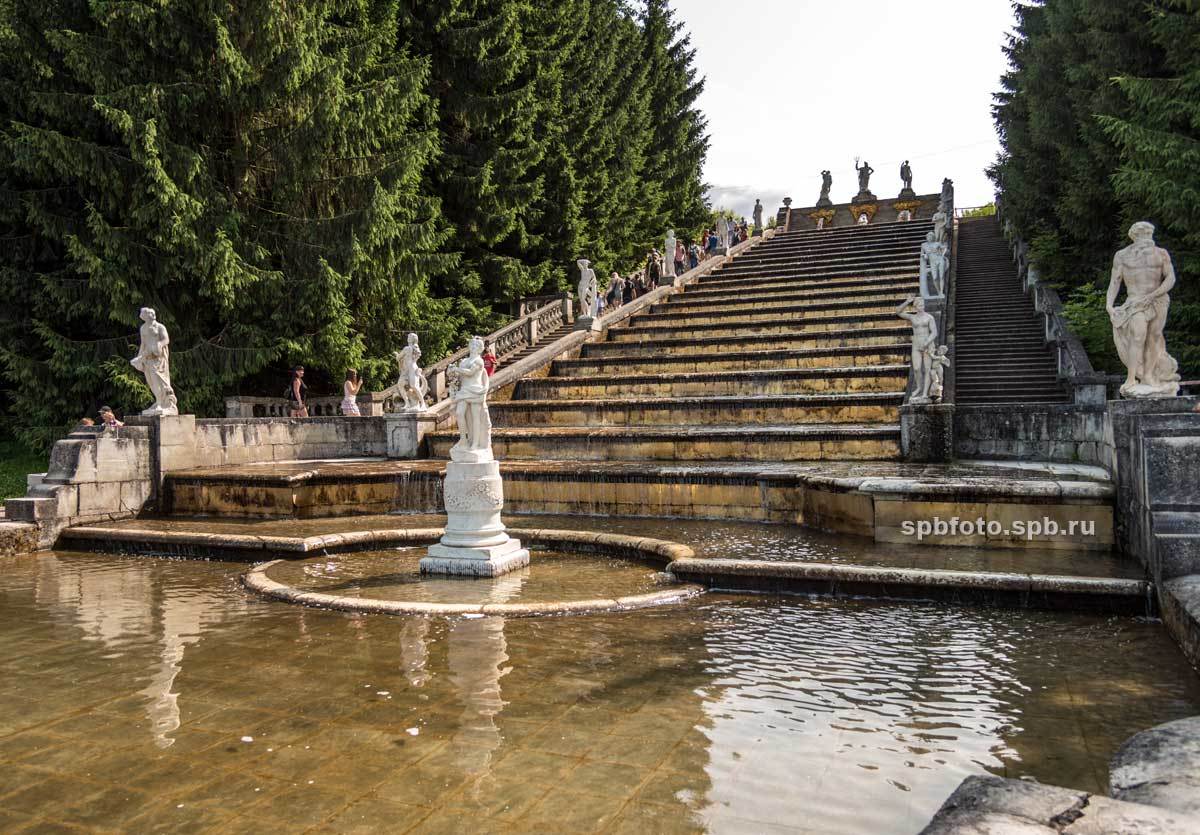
[954,216,1069,405]
[430,220,932,464]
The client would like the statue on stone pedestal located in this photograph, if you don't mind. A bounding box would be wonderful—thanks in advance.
[1107,221,1181,398]
[394,332,429,411]
[131,307,178,416]
[896,295,939,404]
[576,258,597,318]
[900,160,913,192]
[932,208,948,244]
[818,170,832,205]
[753,199,763,232]
[855,158,874,193]
[920,231,949,297]
[939,178,954,211]
[447,336,493,463]
[663,229,677,278]
[929,346,950,401]
[717,217,730,250]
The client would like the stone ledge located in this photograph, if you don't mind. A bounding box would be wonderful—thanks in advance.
[667,558,1147,613]
[1110,716,1200,816]
[918,775,1200,834]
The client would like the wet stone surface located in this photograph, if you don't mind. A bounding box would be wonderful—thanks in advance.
[262,547,680,606]
[89,513,1145,579]
[2,546,1198,834]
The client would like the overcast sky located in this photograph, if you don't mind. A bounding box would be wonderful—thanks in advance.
[674,0,1016,219]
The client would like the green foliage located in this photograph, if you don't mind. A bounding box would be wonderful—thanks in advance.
[0,438,44,499]
[961,204,996,218]
[990,0,1200,379]
[0,0,710,440]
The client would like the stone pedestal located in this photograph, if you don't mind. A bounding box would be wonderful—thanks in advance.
[421,460,529,577]
[574,315,601,332]
[901,403,955,463]
[853,190,876,204]
[385,411,440,459]
[898,187,917,201]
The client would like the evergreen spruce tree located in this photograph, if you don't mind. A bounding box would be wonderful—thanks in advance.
[398,0,548,311]
[0,0,451,442]
[640,0,710,236]
[1099,0,1200,376]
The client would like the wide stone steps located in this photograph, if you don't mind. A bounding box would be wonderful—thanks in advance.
[630,297,908,326]
[718,248,924,275]
[513,365,909,399]
[666,279,917,309]
[607,312,904,342]
[712,255,920,281]
[581,327,914,358]
[682,272,917,300]
[698,263,919,289]
[551,344,910,377]
[427,423,901,462]
[731,236,930,263]
[488,392,904,428]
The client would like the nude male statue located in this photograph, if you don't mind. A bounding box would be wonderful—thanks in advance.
[896,295,938,403]
[1106,221,1180,398]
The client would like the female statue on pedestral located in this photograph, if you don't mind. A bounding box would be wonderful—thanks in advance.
[447,336,493,462]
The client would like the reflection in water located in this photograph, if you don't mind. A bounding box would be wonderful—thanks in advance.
[4,552,1198,835]
[694,602,1025,834]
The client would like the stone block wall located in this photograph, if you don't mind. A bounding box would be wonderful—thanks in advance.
[189,416,387,468]
[5,425,154,549]
[953,404,1107,465]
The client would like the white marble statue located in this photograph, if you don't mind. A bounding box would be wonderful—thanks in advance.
[920,231,949,297]
[663,229,677,278]
[896,295,939,404]
[929,345,950,402]
[857,212,869,225]
[932,208,948,244]
[446,336,493,463]
[576,258,597,318]
[1107,221,1181,398]
[422,334,528,577]
[394,332,429,411]
[717,217,730,249]
[131,307,178,416]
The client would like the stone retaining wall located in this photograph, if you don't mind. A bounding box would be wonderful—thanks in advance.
[954,404,1108,465]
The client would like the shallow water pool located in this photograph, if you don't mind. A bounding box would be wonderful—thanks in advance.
[0,547,1195,834]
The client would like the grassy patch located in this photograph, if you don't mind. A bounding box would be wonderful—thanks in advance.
[0,440,46,501]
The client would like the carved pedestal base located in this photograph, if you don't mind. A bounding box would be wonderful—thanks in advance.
[420,460,529,577]
[1121,381,1181,400]
[574,315,602,332]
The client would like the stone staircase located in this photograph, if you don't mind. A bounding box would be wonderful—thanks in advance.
[429,221,931,463]
[955,216,1068,404]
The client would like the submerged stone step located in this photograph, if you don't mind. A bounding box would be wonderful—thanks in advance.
[514,365,910,399]
[489,392,905,427]
[427,424,902,462]
[554,344,910,377]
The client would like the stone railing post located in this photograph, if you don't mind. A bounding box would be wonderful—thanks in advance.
[561,293,573,324]
[524,316,538,347]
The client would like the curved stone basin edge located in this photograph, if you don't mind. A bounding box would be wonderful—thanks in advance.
[60,524,1149,613]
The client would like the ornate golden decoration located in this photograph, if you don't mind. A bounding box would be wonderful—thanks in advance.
[892,199,924,213]
[849,203,878,223]
[807,208,836,222]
